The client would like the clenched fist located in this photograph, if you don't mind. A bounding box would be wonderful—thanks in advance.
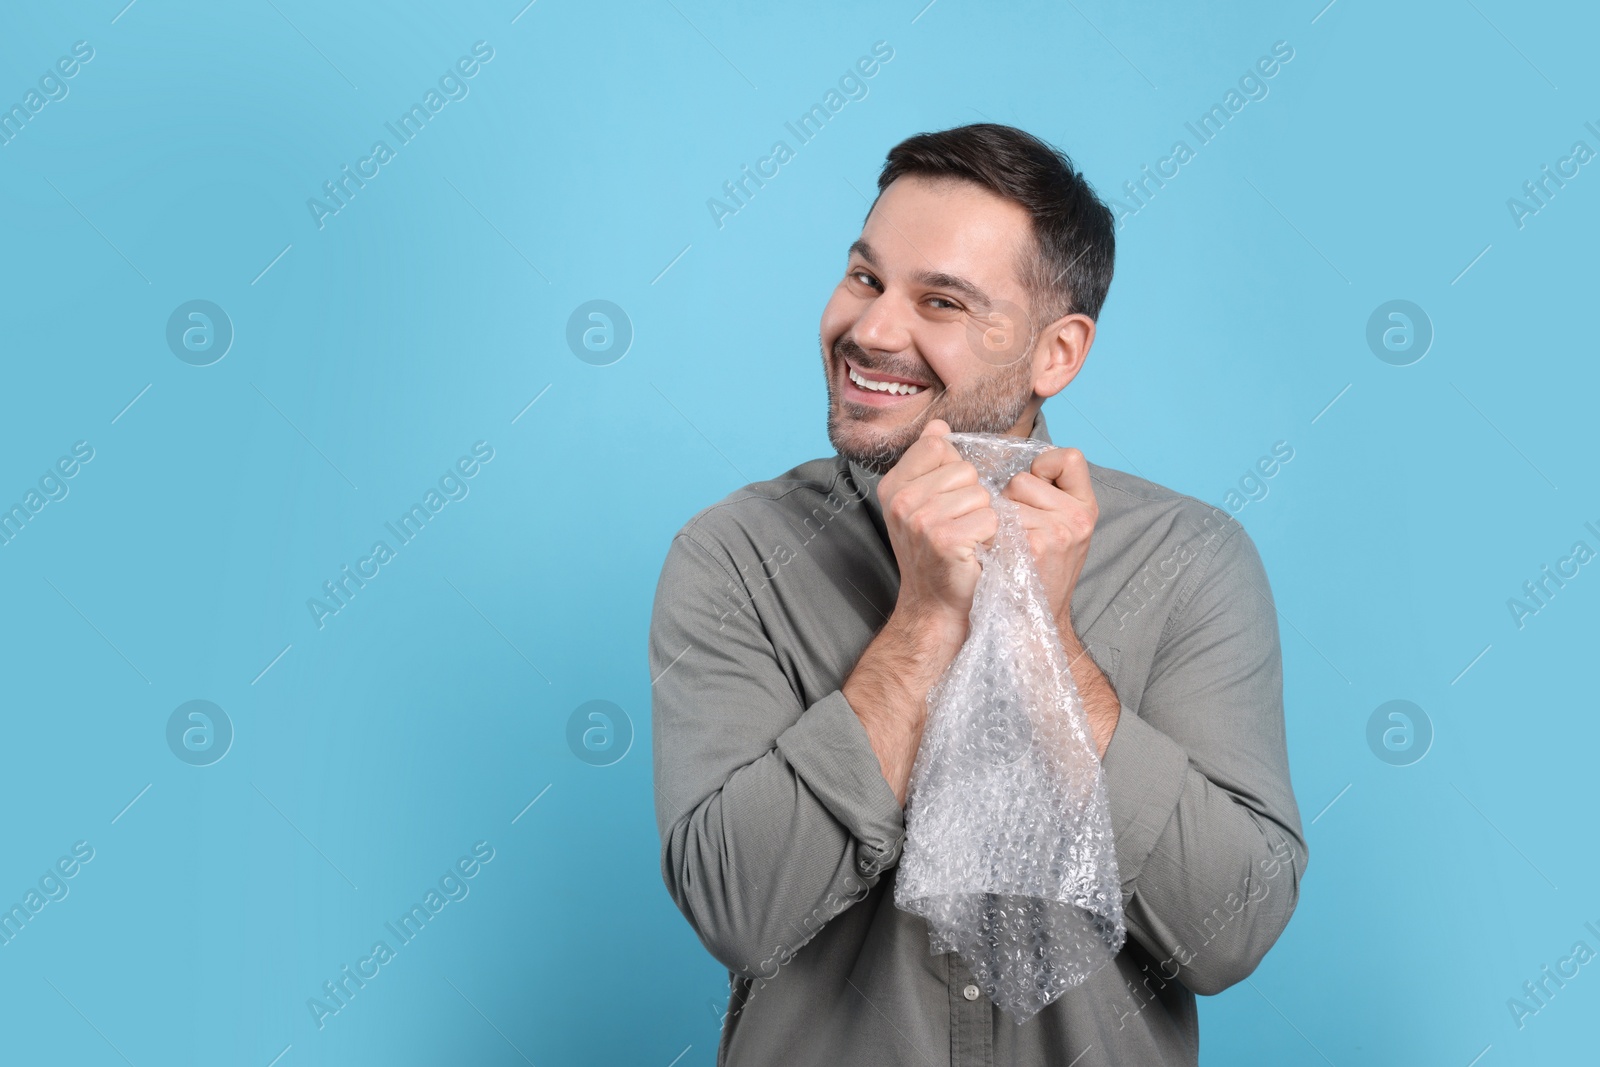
[877,419,999,636]
[999,445,1099,634]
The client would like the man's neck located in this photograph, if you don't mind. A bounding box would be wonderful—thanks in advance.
[1005,401,1044,437]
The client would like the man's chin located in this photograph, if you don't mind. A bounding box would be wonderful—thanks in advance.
[827,416,923,475]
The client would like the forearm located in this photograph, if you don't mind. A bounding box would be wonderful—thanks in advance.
[661,713,899,976]
[652,534,907,975]
[841,607,966,806]
[1057,619,1121,759]
[1090,521,1309,994]
[1049,521,1312,998]
[1107,722,1308,995]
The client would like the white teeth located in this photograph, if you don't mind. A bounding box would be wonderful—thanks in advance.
[848,365,924,396]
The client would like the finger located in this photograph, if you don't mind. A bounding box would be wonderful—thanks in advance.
[893,479,990,538]
[918,483,992,524]
[1001,502,1049,557]
[1006,490,1094,542]
[1002,470,1067,511]
[1003,495,1053,530]
[891,456,980,517]
[1005,496,1090,546]
[888,419,960,482]
[1029,447,1095,509]
[889,461,985,527]
[940,504,1001,553]
[912,458,981,495]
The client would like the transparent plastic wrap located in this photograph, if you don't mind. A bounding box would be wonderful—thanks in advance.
[893,431,1124,1024]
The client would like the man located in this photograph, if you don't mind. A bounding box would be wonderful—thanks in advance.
[649,123,1307,1066]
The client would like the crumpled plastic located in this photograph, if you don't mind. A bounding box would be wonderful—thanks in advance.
[893,431,1124,1024]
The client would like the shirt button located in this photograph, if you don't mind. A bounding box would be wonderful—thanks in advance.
[962,984,980,1001]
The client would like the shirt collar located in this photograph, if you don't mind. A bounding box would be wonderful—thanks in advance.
[844,408,1055,546]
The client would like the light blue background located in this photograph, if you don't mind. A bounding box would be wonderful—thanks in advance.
[2,1,1596,1064]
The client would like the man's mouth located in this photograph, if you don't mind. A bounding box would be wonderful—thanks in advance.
[841,358,930,406]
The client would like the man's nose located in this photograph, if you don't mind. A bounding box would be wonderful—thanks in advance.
[851,291,914,354]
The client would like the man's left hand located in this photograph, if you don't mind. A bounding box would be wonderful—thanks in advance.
[1000,446,1097,636]
[1001,445,1121,757]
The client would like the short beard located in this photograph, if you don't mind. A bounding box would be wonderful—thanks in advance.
[824,334,1035,476]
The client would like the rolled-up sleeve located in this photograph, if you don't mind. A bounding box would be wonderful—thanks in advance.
[649,530,905,976]
[1099,521,1309,996]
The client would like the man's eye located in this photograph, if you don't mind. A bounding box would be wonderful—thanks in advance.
[849,270,879,288]
[928,297,961,311]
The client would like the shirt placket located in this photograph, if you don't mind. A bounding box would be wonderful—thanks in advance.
[947,952,993,1067]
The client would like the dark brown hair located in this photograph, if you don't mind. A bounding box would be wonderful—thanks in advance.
[872,123,1115,324]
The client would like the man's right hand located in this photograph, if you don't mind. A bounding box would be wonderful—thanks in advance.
[877,418,998,638]
[844,418,998,806]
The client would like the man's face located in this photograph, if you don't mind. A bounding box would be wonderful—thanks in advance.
[820,175,1045,474]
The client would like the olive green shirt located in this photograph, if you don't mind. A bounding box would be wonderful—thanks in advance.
[648,409,1307,1066]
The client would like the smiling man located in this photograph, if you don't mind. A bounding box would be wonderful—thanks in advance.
[649,123,1308,1066]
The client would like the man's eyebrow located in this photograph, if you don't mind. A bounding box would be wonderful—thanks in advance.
[846,239,992,310]
[911,269,991,311]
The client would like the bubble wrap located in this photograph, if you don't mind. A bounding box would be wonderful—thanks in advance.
[893,431,1125,1024]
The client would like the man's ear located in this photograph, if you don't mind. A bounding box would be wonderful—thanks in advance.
[1032,313,1095,399]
